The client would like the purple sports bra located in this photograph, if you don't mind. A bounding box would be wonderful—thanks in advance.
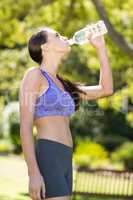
[34,68,75,120]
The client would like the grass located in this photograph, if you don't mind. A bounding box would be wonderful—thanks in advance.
[73,196,127,200]
[0,154,30,200]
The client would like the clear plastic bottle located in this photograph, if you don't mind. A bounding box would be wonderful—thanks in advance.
[68,20,108,45]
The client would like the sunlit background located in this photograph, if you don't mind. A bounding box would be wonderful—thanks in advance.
[0,0,133,199]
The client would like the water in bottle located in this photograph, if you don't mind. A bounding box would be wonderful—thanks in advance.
[68,20,108,45]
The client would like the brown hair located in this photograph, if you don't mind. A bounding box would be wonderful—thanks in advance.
[28,28,87,111]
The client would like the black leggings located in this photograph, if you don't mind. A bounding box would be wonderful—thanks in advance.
[35,138,73,198]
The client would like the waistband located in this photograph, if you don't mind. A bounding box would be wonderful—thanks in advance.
[35,138,73,151]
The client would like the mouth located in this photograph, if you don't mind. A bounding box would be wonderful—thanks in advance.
[65,39,70,45]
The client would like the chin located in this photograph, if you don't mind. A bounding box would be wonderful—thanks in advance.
[67,45,71,52]
[65,46,71,53]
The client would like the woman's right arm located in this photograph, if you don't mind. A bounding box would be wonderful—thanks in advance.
[19,67,45,200]
[19,67,40,176]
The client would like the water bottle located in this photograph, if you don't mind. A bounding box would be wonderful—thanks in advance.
[68,20,108,45]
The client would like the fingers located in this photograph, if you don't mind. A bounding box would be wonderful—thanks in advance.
[86,31,92,40]
[40,187,45,200]
[29,186,41,200]
[36,188,42,200]
[41,180,46,199]
[28,175,46,200]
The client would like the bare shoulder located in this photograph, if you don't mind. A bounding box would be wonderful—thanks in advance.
[23,66,40,81]
[20,66,42,90]
[20,66,49,93]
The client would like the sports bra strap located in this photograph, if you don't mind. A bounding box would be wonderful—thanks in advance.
[39,68,52,85]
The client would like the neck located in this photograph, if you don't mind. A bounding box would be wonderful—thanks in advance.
[40,52,63,78]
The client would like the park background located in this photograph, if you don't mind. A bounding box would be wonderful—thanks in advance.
[0,0,133,200]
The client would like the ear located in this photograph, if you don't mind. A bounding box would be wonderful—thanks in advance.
[41,43,49,52]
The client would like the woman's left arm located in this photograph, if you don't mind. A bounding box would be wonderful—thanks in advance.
[77,35,114,101]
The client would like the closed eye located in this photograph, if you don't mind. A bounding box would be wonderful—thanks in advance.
[55,32,60,37]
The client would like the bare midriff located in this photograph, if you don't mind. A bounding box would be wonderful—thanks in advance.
[34,116,73,148]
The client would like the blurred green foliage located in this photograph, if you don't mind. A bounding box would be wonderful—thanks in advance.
[111,142,133,171]
[8,112,21,154]
[73,138,109,168]
[0,138,14,153]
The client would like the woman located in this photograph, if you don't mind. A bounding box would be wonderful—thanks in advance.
[19,27,113,200]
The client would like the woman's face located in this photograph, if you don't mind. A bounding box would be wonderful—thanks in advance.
[42,28,71,55]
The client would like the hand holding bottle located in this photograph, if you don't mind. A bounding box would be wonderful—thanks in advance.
[68,20,108,45]
[88,34,105,49]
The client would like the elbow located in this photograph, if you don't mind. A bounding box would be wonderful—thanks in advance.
[104,88,114,96]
